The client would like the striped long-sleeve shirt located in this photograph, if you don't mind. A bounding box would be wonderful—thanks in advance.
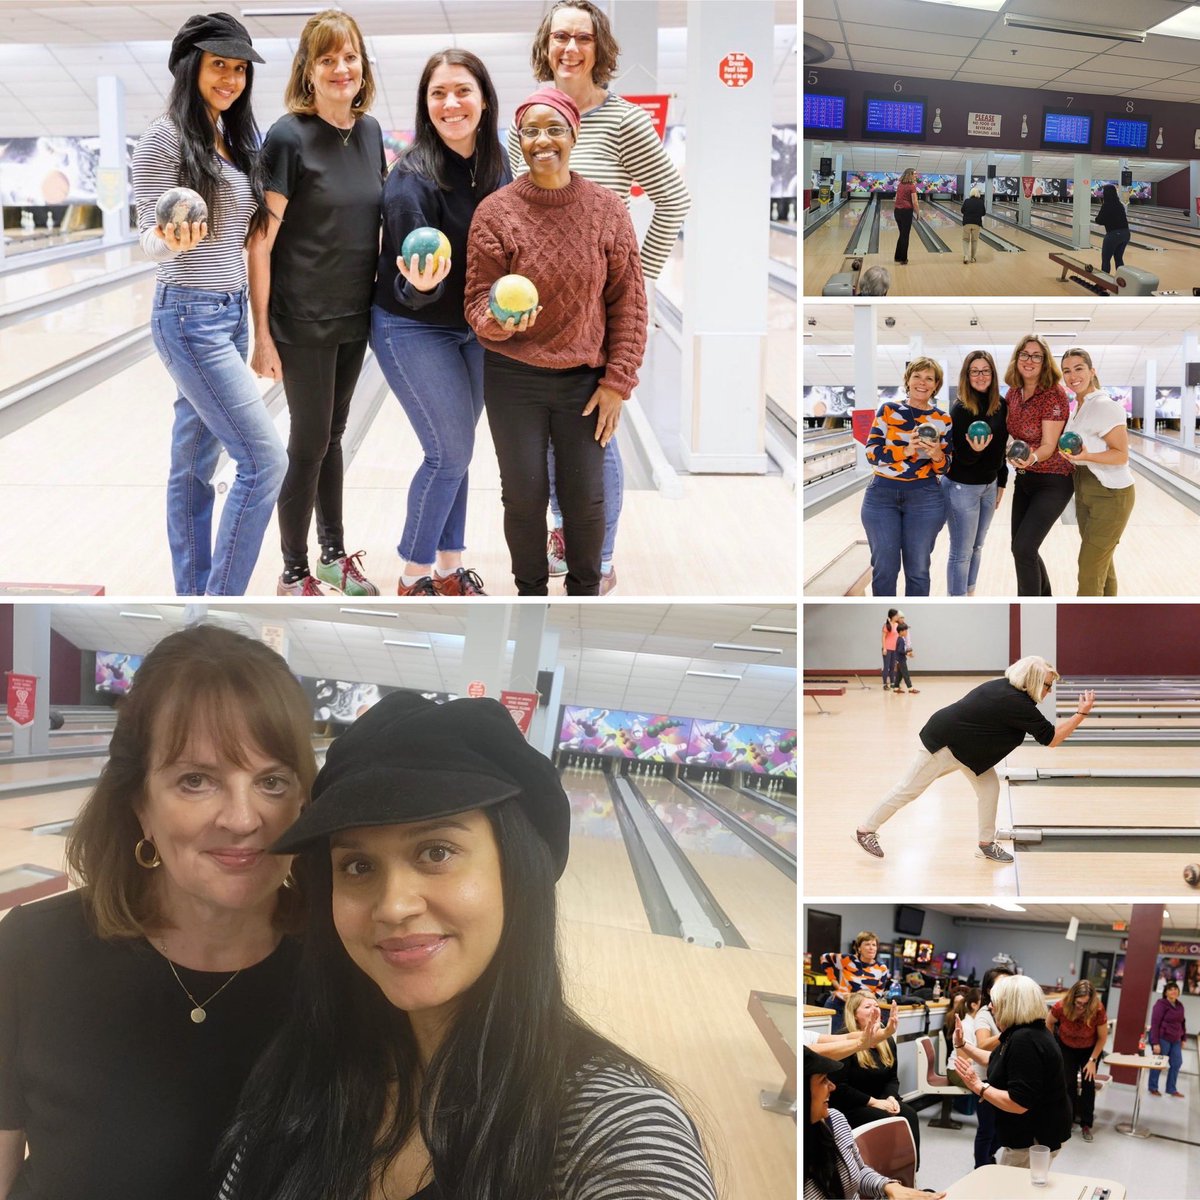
[130,116,256,290]
[804,1109,895,1200]
[507,92,691,280]
[865,401,953,481]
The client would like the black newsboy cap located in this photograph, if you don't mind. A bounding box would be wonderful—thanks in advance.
[271,693,571,878]
[169,12,264,75]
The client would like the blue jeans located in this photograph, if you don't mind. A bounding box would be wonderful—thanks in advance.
[151,284,287,595]
[944,478,997,595]
[370,308,484,565]
[860,476,946,597]
[1149,1038,1183,1093]
[1101,228,1131,273]
[549,436,622,566]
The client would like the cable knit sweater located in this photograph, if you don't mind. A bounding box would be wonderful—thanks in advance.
[465,172,647,399]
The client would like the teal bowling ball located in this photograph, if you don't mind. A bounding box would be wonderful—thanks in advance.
[1059,431,1083,455]
[967,420,991,440]
[400,225,450,272]
[1006,439,1030,462]
[489,274,539,324]
[155,186,207,230]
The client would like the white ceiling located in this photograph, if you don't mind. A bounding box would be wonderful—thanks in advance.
[0,1,799,137]
[47,601,799,727]
[802,299,1200,385]
[806,0,1200,102]
[923,902,1200,934]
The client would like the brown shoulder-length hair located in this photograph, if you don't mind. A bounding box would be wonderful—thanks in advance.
[65,625,317,939]
[1003,332,1063,392]
[1063,980,1103,1028]
[283,9,376,118]
[956,350,1002,418]
[530,0,621,88]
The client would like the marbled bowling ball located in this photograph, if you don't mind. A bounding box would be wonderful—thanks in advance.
[915,423,940,443]
[1058,431,1083,455]
[967,420,991,440]
[155,187,208,231]
[489,274,539,324]
[1006,439,1030,462]
[401,225,451,271]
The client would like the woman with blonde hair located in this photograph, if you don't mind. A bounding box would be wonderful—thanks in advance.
[1047,979,1109,1141]
[893,167,919,265]
[1003,334,1073,595]
[953,975,1073,1168]
[1059,348,1135,595]
[855,657,1095,863]
[860,356,951,596]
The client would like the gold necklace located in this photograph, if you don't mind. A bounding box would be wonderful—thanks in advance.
[336,122,354,147]
[161,942,244,1024]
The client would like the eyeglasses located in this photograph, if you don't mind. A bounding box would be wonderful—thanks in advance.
[519,124,572,139]
[550,31,595,45]
[1018,351,1044,363]
[968,368,992,378]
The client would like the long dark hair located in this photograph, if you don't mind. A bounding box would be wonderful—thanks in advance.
[803,1052,843,1198]
[956,349,1002,418]
[164,46,268,240]
[220,799,699,1198]
[981,965,1014,1006]
[399,49,506,194]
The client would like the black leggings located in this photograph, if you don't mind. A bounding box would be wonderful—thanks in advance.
[1057,1040,1097,1126]
[276,339,368,570]
[484,353,605,596]
[894,208,914,262]
[1010,471,1073,595]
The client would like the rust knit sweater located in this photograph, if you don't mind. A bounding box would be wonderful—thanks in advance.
[465,172,647,399]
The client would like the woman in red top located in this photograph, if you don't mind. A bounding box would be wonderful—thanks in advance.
[1046,980,1108,1142]
[893,168,919,265]
[1003,334,1072,595]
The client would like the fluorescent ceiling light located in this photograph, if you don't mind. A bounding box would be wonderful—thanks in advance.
[1034,316,1090,324]
[383,639,432,650]
[712,643,783,654]
[1149,10,1200,40]
[752,625,797,635]
[119,611,162,621]
[818,352,853,358]
[1003,13,1146,43]
[242,6,329,15]
[341,607,397,618]
[991,901,1026,912]
[686,670,743,681]
[912,0,1005,9]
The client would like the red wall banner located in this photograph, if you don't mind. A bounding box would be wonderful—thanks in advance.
[6,672,37,725]
[499,690,538,735]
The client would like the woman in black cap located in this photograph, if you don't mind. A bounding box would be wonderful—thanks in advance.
[805,1047,942,1200]
[218,692,715,1199]
[132,12,287,595]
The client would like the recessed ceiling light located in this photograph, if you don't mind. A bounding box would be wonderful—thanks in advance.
[1149,9,1200,40]
[711,643,783,654]
[751,625,797,635]
[686,670,743,681]
[1003,13,1145,43]
[383,639,432,650]
[119,611,162,621]
[341,608,397,618]
[912,0,1005,9]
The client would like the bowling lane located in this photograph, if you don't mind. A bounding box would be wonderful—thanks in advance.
[1009,786,1200,828]
[1008,743,1199,771]
[0,782,90,882]
[0,753,108,785]
[0,242,151,307]
[632,774,794,955]
[696,780,797,855]
[1130,430,1200,488]
[557,767,653,936]
[770,227,796,267]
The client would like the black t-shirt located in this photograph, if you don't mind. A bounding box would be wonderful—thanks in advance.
[374,149,513,329]
[920,677,1055,775]
[0,890,299,1200]
[947,398,1010,488]
[826,1037,901,1112]
[987,1020,1073,1151]
[261,113,386,345]
[961,196,986,226]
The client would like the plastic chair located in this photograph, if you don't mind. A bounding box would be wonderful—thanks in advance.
[915,1034,970,1129]
[854,1115,916,1189]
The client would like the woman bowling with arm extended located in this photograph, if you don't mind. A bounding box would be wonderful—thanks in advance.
[1003,334,1073,595]
[859,357,951,597]
[1058,348,1135,596]
[1047,980,1109,1141]
[855,656,1095,863]
[945,351,1007,596]
[131,14,287,595]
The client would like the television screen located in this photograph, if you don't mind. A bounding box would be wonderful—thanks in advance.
[902,937,919,960]
[895,904,926,935]
[917,941,934,964]
[804,92,846,132]
[1043,109,1092,148]
[1105,115,1149,151]
[943,951,958,970]
[864,93,926,139]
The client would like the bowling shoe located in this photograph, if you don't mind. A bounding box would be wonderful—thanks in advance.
[975,842,1014,864]
[432,567,487,596]
[277,573,326,597]
[599,565,618,597]
[315,551,379,597]
[397,576,438,597]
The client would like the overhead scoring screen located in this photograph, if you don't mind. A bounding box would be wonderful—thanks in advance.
[863,93,926,140]
[1043,108,1092,148]
[1105,115,1150,151]
[804,92,846,132]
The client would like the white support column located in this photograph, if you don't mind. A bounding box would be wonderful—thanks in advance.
[458,607,511,701]
[508,604,563,755]
[1141,358,1157,431]
[11,607,52,757]
[853,305,877,473]
[1020,603,1058,724]
[679,0,772,473]
[1071,154,1093,250]
[97,75,128,245]
[1017,152,1033,228]
[1182,330,1199,448]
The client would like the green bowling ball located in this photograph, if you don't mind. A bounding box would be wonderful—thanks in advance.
[1058,431,1083,455]
[400,225,451,272]
[967,420,991,440]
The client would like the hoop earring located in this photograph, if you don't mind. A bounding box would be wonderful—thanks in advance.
[282,871,297,890]
[304,78,314,96]
[135,838,162,869]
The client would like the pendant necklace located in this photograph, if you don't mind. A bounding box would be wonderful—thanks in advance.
[161,942,244,1024]
[336,122,354,148]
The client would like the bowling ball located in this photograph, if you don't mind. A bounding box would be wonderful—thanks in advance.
[489,273,539,324]
[1184,863,1200,887]
[916,424,939,443]
[1006,439,1031,462]
[967,420,991,440]
[1059,431,1083,455]
[401,225,451,272]
[155,186,208,231]
[48,708,64,731]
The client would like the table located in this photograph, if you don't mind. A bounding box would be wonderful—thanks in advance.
[1103,1051,1169,1137]
[944,1164,1126,1199]
[748,991,796,1115]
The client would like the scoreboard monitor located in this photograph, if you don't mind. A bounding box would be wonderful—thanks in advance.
[1104,114,1150,151]
[803,91,847,133]
[863,92,927,141]
[1042,107,1093,149]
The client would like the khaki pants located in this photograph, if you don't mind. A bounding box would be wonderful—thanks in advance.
[1074,468,1135,596]
[962,224,980,261]
[997,1146,1060,1169]
[863,744,1000,843]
